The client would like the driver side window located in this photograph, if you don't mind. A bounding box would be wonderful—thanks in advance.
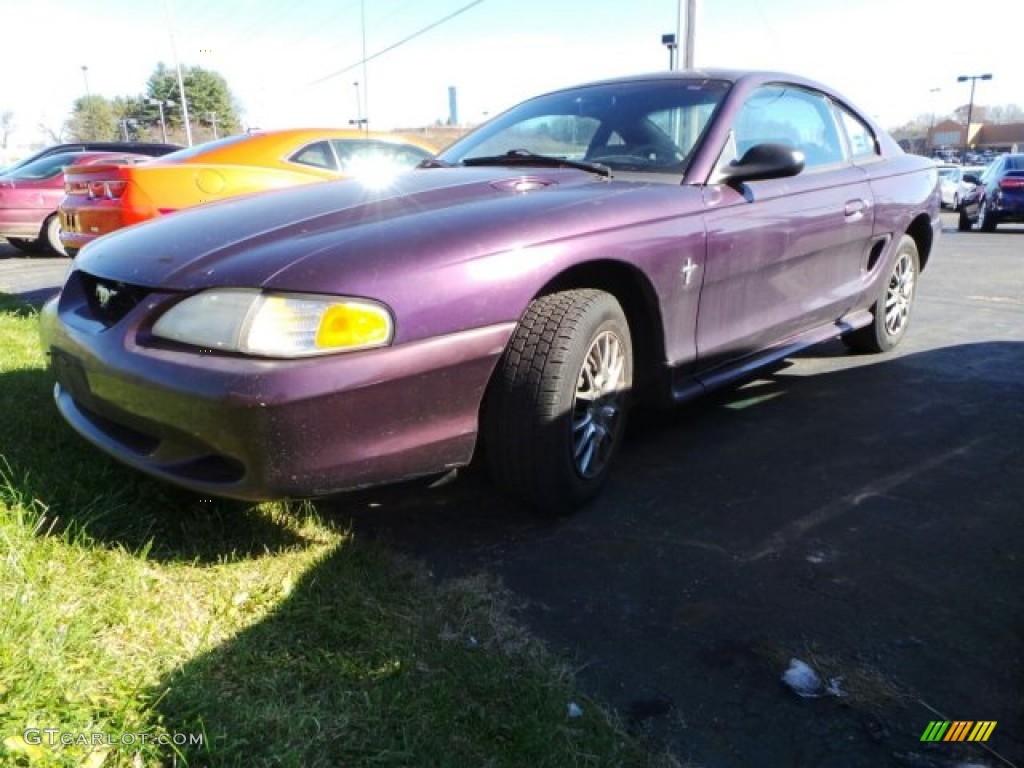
[732,85,844,170]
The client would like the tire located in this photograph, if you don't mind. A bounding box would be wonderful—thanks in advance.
[43,214,68,256]
[958,207,972,232]
[5,237,43,254]
[974,198,997,233]
[484,289,633,513]
[845,235,919,354]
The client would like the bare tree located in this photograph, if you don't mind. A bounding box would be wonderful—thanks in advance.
[0,110,13,149]
[986,104,1024,124]
[37,122,64,144]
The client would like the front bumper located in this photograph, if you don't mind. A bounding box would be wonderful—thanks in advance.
[39,274,514,501]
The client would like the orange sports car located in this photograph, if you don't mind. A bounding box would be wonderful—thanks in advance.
[58,128,436,256]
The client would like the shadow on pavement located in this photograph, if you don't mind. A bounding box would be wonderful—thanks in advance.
[139,341,1023,766]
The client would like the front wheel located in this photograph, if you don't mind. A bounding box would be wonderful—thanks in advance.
[958,207,972,232]
[484,290,633,513]
[844,235,919,354]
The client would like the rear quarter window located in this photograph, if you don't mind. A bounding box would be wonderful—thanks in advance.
[289,141,337,170]
[837,107,879,161]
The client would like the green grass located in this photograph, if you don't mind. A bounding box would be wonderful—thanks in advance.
[0,295,668,767]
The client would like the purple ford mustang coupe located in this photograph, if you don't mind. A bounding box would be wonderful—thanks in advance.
[39,70,941,512]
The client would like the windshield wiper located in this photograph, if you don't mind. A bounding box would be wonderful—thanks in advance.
[461,149,611,178]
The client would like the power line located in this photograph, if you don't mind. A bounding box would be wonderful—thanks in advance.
[308,0,487,86]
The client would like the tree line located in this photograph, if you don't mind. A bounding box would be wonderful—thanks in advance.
[61,63,241,146]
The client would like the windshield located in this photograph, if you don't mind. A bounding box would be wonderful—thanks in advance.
[438,78,730,175]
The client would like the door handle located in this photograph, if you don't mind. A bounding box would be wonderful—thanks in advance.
[844,199,867,219]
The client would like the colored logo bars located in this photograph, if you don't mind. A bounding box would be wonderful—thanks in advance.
[920,721,997,742]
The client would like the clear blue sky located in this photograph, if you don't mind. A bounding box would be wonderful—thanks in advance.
[3,0,1021,148]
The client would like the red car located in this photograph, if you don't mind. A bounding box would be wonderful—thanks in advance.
[1,151,149,255]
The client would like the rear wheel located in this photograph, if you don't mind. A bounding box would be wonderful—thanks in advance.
[43,214,67,256]
[844,235,919,354]
[484,289,633,513]
[974,198,997,232]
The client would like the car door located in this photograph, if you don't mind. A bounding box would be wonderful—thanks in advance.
[695,84,874,369]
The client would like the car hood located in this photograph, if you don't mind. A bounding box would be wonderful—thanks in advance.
[74,166,698,294]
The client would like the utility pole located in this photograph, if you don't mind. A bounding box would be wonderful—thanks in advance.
[675,0,697,69]
[81,65,93,139]
[166,0,193,146]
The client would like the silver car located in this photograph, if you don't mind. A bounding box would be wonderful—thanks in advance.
[939,165,985,209]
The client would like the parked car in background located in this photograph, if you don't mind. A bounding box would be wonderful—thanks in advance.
[0,142,180,176]
[58,129,437,256]
[958,153,1024,231]
[939,164,985,209]
[1,151,150,255]
[935,163,959,198]
[40,69,940,513]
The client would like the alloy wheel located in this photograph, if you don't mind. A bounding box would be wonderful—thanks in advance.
[884,251,916,337]
[571,330,627,478]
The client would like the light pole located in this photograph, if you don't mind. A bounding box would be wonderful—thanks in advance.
[927,87,941,155]
[359,0,369,131]
[957,73,992,162]
[349,81,367,132]
[147,98,175,143]
[661,34,677,70]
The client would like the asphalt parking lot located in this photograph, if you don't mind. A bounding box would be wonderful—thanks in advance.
[2,214,1022,767]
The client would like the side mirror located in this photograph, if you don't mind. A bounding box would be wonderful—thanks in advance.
[718,143,805,184]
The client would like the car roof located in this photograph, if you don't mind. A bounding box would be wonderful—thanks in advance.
[1,142,180,174]
[150,129,436,166]
[554,68,842,94]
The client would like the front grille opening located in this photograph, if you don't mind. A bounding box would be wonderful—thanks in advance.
[78,402,245,484]
[80,272,150,327]
[172,455,246,484]
[80,402,160,455]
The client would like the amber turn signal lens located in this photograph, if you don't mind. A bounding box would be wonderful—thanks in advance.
[315,302,392,349]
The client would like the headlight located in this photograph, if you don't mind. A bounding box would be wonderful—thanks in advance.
[151,288,393,357]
